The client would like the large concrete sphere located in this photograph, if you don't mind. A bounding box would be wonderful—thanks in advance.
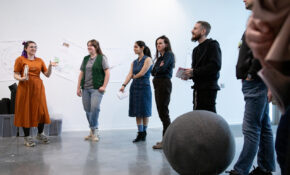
[163,110,235,175]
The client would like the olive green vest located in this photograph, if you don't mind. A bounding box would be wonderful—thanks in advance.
[81,54,105,89]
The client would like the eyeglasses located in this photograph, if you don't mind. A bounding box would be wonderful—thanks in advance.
[28,46,37,49]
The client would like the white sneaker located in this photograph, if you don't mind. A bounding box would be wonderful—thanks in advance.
[91,134,99,142]
[24,136,36,147]
[91,129,100,142]
[36,133,50,144]
[84,129,94,140]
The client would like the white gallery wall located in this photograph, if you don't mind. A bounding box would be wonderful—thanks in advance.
[0,0,251,131]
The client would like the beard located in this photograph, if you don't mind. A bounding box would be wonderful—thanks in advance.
[191,33,201,42]
[246,3,253,10]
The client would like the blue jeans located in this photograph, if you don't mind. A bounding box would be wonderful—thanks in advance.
[234,79,275,175]
[275,106,290,175]
[82,89,104,130]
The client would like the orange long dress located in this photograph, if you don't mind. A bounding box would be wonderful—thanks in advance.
[14,56,51,128]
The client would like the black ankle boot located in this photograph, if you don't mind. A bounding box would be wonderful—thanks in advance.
[142,131,147,141]
[133,132,143,143]
[249,166,272,175]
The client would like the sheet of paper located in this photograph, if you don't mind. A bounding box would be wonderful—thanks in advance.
[117,91,129,100]
[176,67,187,79]
[24,65,29,80]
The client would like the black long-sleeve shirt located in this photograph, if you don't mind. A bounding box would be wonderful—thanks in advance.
[151,51,175,79]
[191,38,222,90]
[236,33,261,80]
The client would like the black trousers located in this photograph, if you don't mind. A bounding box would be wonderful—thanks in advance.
[22,123,45,137]
[275,106,290,175]
[193,89,217,113]
[153,78,172,136]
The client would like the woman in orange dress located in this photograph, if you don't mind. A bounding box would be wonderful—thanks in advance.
[14,41,56,147]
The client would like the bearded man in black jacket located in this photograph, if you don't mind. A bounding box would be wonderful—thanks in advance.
[184,21,221,113]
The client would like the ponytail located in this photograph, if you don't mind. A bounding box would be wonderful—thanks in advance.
[21,50,27,58]
[136,40,151,57]
[143,46,151,57]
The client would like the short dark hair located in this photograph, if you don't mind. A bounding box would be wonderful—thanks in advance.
[197,21,211,36]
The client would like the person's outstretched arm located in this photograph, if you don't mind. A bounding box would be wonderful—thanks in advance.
[120,62,134,92]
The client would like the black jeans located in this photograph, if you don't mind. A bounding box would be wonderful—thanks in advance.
[153,78,172,136]
[22,123,45,137]
[193,89,217,113]
[275,106,290,175]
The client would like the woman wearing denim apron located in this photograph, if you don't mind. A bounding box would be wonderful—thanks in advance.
[120,41,153,143]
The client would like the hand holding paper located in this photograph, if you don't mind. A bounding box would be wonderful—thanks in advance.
[184,68,193,79]
[176,67,193,80]
[120,86,125,92]
[50,57,59,67]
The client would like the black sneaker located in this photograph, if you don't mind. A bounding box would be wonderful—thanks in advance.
[249,166,272,175]
[225,170,241,175]
[142,131,147,141]
[132,132,143,143]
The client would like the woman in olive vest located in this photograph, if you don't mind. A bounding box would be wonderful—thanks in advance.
[77,39,110,142]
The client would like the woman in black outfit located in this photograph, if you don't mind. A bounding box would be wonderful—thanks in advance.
[151,35,175,149]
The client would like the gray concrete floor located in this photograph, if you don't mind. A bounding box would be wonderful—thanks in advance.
[0,126,281,175]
